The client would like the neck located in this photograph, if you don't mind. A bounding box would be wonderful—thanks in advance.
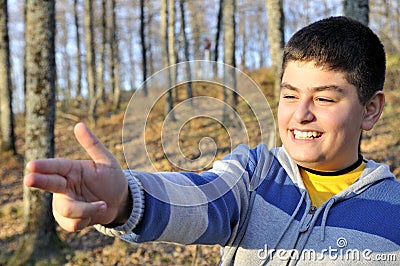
[298,154,364,176]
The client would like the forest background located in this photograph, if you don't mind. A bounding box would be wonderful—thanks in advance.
[1,0,400,265]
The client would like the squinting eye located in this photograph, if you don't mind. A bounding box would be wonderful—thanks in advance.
[283,95,297,99]
[316,97,334,103]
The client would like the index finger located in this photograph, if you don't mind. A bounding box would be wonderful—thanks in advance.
[26,158,75,176]
[24,172,67,193]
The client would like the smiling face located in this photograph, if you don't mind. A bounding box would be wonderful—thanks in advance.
[278,61,367,171]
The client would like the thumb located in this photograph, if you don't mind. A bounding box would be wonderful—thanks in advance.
[53,199,109,231]
[53,195,107,219]
[74,122,119,165]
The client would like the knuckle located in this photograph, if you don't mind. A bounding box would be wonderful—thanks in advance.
[60,206,73,217]
[54,200,74,217]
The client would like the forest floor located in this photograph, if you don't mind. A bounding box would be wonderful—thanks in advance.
[1,68,400,265]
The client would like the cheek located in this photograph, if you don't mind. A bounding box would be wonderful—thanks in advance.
[323,112,359,137]
[277,105,287,129]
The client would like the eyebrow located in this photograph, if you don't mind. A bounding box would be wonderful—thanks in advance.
[281,82,345,94]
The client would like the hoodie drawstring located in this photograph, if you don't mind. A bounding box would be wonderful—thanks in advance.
[273,190,306,250]
[320,198,335,241]
[260,190,306,266]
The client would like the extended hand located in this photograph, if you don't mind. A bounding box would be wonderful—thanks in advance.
[24,122,129,232]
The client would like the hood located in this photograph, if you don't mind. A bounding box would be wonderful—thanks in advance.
[272,146,395,201]
[269,147,396,247]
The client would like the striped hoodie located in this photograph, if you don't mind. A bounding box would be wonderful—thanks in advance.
[96,144,400,265]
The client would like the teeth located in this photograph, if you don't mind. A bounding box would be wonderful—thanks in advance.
[293,130,321,140]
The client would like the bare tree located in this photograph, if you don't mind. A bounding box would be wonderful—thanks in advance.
[396,1,400,51]
[266,0,285,146]
[266,0,285,101]
[239,15,247,71]
[140,0,148,96]
[56,5,71,105]
[0,0,16,153]
[222,0,238,124]
[343,0,369,25]
[13,0,59,264]
[164,0,176,120]
[214,0,223,75]
[187,0,203,61]
[74,0,82,102]
[97,0,107,105]
[84,0,97,124]
[127,6,137,92]
[223,0,236,72]
[168,0,176,77]
[161,0,168,68]
[110,0,121,111]
[179,0,193,103]
[146,3,156,77]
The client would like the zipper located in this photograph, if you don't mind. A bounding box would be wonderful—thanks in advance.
[309,205,317,214]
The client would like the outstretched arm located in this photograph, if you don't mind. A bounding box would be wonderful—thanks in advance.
[24,122,131,232]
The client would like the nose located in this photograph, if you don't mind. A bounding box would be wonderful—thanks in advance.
[293,99,315,123]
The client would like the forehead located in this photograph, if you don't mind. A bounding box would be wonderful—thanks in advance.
[281,61,354,92]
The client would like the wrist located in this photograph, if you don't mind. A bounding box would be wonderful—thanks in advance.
[111,185,132,225]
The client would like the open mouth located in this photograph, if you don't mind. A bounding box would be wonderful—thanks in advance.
[293,129,322,140]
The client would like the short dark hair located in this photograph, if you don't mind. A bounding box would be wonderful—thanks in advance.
[282,16,386,104]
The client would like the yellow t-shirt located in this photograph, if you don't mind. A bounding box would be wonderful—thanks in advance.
[300,161,366,208]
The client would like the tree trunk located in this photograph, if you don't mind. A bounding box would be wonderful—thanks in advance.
[57,10,71,107]
[397,3,400,52]
[179,0,193,103]
[239,18,247,71]
[140,0,148,96]
[187,1,201,61]
[258,31,267,68]
[214,0,223,75]
[0,0,16,153]
[73,0,82,104]
[97,0,107,105]
[161,0,168,67]
[343,0,369,25]
[266,0,284,147]
[165,0,176,120]
[167,0,176,83]
[147,7,155,80]
[222,0,238,125]
[266,0,284,102]
[84,0,97,124]
[128,18,136,92]
[23,0,27,116]
[13,0,60,264]
[111,0,121,111]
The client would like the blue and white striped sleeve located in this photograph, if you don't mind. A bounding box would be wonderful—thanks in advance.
[96,144,265,246]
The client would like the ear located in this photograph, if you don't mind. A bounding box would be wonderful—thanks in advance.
[362,91,385,131]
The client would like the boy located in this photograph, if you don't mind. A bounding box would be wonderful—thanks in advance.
[25,16,399,265]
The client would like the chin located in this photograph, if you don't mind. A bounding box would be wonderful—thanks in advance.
[286,150,322,167]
